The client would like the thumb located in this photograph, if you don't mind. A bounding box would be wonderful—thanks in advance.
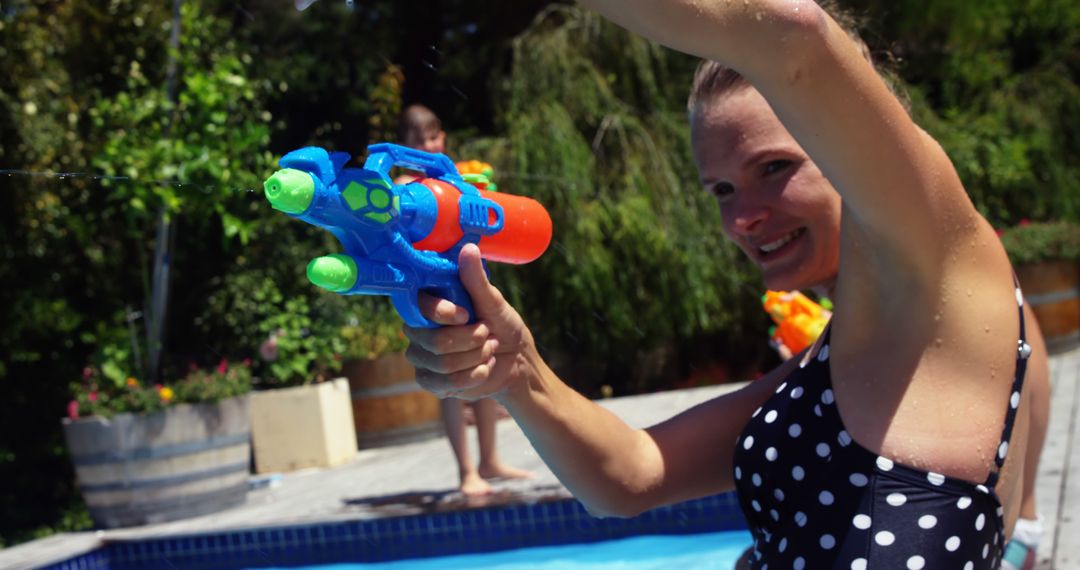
[458,243,505,316]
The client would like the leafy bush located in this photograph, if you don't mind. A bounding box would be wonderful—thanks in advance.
[340,320,409,361]
[1000,220,1080,265]
[197,271,346,388]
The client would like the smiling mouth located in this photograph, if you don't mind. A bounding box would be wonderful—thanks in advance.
[757,228,805,256]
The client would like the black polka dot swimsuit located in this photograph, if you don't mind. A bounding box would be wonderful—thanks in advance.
[733,283,1031,570]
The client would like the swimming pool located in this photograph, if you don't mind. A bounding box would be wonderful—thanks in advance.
[43,492,749,569]
[279,530,752,569]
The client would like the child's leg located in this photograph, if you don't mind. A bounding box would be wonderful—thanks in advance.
[440,398,491,496]
[474,397,533,481]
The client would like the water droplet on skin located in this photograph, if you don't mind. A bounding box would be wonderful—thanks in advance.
[934,313,941,321]
[966,289,973,297]
[935,338,943,348]
[984,325,990,333]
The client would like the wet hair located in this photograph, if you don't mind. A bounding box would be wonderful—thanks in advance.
[687,1,909,117]
[398,104,442,141]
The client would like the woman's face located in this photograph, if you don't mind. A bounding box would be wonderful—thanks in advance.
[691,86,842,292]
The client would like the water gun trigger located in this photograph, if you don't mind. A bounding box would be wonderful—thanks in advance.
[392,279,476,329]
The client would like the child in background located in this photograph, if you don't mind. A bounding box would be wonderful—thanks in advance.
[396,104,533,496]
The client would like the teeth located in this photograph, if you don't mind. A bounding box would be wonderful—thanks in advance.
[760,230,800,253]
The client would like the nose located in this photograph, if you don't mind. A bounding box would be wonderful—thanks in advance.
[726,190,770,237]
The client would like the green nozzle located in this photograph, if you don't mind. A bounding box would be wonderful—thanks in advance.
[307,254,358,292]
[264,168,315,214]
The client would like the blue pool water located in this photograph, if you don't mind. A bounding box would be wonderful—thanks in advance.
[268,530,752,570]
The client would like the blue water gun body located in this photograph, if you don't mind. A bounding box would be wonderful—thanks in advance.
[263,143,551,328]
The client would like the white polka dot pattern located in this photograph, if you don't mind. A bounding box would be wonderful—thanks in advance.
[732,292,1027,570]
[875,531,895,546]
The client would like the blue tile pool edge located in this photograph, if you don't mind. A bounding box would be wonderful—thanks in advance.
[40,492,747,570]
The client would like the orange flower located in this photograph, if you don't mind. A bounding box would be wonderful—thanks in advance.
[126,377,139,388]
[159,386,175,401]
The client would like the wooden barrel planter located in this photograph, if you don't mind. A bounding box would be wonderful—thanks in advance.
[61,395,251,529]
[342,352,443,448]
[1016,260,1080,353]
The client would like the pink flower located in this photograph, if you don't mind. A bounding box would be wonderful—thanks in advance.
[1019,218,1030,226]
[259,336,279,362]
[243,358,252,367]
[67,400,80,420]
[216,359,228,374]
[82,367,93,379]
[88,391,98,402]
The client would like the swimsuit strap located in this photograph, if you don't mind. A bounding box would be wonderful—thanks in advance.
[984,276,1031,488]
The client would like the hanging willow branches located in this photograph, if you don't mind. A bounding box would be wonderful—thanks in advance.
[459,6,765,393]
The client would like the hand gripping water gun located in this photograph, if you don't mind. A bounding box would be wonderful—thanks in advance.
[263,143,552,328]
[762,290,831,354]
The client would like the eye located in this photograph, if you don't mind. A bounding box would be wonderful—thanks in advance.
[707,181,735,202]
[763,160,792,176]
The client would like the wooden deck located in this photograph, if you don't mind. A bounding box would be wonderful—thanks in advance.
[3,346,1078,570]
[1035,345,1080,569]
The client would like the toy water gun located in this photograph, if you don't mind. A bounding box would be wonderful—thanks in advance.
[762,290,831,354]
[263,143,552,328]
[454,160,496,191]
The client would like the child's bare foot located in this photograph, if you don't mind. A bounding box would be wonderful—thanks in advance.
[460,471,493,497]
[478,462,534,481]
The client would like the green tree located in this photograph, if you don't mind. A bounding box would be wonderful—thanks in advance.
[852,0,1080,225]
[0,0,276,545]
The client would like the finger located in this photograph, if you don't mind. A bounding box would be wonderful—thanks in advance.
[415,356,498,399]
[457,243,506,317]
[417,292,469,325]
[403,322,490,354]
[407,338,499,375]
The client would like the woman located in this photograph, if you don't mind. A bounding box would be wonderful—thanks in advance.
[403,1,1050,567]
